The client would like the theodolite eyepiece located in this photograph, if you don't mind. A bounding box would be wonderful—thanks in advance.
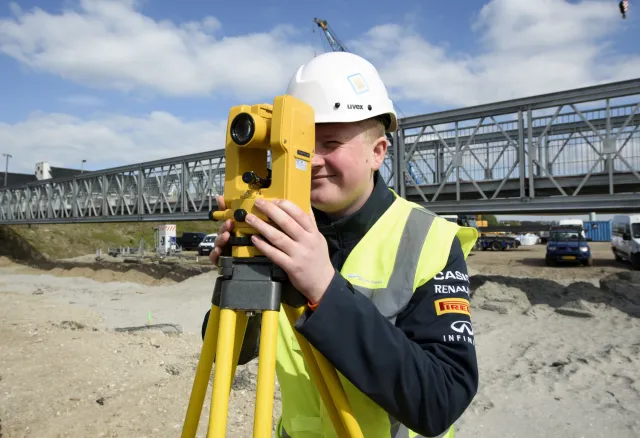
[230,113,255,145]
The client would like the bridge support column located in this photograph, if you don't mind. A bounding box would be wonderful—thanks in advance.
[394,130,406,198]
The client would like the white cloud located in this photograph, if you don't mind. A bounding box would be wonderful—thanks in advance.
[0,0,316,99]
[1,0,636,108]
[349,0,640,108]
[0,111,227,174]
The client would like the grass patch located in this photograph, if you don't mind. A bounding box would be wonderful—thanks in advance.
[1,220,221,260]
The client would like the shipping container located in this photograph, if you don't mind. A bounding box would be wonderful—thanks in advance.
[584,220,612,242]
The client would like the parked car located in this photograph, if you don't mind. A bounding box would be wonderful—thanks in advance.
[197,233,218,256]
[177,232,207,251]
[545,225,593,266]
[611,214,640,270]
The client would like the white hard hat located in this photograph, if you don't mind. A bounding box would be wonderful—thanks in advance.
[285,52,398,132]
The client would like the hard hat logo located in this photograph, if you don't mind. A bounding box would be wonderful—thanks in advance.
[347,73,369,94]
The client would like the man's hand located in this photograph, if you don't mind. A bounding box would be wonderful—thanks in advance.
[246,198,334,304]
[209,196,232,267]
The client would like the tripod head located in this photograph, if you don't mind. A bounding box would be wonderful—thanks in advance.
[210,95,315,258]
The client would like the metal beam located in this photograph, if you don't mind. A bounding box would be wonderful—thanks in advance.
[415,193,640,215]
[405,172,640,199]
[404,113,640,153]
[400,78,640,129]
[0,211,213,225]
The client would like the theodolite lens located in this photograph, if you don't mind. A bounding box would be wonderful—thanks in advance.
[230,113,254,145]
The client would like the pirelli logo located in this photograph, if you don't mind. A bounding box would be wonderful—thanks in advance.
[434,298,471,316]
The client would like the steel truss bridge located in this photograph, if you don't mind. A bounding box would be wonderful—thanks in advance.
[393,78,640,215]
[1,79,640,225]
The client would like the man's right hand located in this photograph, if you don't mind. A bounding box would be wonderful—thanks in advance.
[210,195,233,266]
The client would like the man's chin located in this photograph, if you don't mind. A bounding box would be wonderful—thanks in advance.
[311,187,339,206]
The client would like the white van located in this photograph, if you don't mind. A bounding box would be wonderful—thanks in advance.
[197,233,218,256]
[611,214,640,270]
[559,218,586,238]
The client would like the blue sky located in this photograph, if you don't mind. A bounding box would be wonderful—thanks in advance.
[0,0,497,125]
[0,0,639,220]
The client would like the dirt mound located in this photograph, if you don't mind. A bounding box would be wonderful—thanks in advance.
[0,256,13,267]
[0,257,216,285]
[471,274,640,318]
[600,271,640,305]
[471,282,530,314]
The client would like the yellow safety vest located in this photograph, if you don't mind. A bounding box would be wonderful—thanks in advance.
[274,192,478,438]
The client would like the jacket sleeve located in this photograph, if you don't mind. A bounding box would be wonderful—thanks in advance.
[294,236,478,437]
[201,310,261,366]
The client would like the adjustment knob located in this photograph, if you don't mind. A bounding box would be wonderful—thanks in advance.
[242,171,254,184]
[234,209,248,222]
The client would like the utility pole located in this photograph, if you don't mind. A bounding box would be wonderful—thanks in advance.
[81,159,86,173]
[2,153,11,187]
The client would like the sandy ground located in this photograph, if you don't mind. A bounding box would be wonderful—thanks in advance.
[1,242,640,437]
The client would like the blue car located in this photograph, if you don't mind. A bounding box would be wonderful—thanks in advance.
[545,226,593,267]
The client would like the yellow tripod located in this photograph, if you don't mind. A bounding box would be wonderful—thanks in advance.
[180,95,364,438]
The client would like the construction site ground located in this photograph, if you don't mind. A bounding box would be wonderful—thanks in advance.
[1,242,640,437]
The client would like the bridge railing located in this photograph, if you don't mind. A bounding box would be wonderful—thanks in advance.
[392,78,640,213]
[0,150,226,223]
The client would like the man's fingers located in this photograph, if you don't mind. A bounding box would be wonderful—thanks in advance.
[247,213,293,252]
[251,235,289,268]
[217,219,233,235]
[253,200,299,237]
[217,195,226,211]
[209,247,219,264]
[214,229,230,248]
[275,199,316,233]
[209,218,233,266]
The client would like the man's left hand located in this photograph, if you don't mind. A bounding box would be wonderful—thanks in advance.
[245,198,334,304]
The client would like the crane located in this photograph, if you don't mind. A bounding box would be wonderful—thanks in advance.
[312,18,420,185]
[313,18,348,52]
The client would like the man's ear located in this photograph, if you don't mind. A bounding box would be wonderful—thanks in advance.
[370,135,388,170]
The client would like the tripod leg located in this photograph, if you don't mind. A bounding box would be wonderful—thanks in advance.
[182,303,220,438]
[207,308,241,437]
[310,344,363,438]
[229,311,249,393]
[253,309,279,438]
[282,304,354,438]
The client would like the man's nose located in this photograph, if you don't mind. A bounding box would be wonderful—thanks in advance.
[311,151,324,168]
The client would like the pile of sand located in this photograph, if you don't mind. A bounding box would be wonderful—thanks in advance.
[0,256,217,287]
[471,272,640,319]
[460,272,640,437]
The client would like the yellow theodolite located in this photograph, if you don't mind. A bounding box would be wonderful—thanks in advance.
[181,94,364,438]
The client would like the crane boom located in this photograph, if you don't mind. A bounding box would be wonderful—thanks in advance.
[313,18,348,52]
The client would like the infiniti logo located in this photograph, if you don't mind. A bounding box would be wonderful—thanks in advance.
[451,321,473,336]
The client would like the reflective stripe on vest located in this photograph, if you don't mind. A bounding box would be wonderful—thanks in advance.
[347,206,435,324]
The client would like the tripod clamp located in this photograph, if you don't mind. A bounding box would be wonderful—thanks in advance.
[213,255,307,313]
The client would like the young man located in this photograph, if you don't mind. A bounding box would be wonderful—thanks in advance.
[203,51,479,438]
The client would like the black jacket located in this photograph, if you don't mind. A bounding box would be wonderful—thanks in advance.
[202,171,478,436]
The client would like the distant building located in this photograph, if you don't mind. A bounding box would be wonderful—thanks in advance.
[1,161,85,188]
